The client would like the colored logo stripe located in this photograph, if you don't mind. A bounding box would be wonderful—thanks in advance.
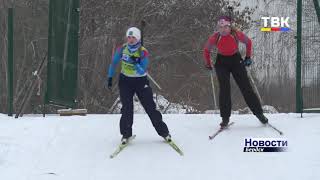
[260,27,271,32]
[260,27,291,32]
[280,27,290,31]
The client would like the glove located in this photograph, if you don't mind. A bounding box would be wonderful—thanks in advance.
[105,77,112,90]
[242,57,253,66]
[205,64,213,70]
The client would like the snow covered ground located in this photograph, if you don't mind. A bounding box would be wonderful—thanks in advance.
[0,113,319,180]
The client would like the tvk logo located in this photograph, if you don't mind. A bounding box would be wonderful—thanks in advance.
[260,17,290,32]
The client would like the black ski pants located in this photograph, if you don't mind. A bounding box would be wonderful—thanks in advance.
[118,74,169,138]
[214,53,263,118]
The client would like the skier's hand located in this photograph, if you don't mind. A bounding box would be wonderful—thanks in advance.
[205,64,213,70]
[105,77,112,90]
[242,57,253,67]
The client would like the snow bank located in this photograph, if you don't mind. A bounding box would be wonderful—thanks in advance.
[112,94,198,114]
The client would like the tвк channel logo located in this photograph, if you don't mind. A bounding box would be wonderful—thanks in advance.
[260,17,291,32]
[243,138,288,152]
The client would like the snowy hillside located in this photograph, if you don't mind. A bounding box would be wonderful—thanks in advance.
[0,113,319,180]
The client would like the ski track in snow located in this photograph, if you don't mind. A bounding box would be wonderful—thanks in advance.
[0,113,319,180]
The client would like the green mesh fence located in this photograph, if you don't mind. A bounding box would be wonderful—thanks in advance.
[299,0,320,112]
[46,0,80,107]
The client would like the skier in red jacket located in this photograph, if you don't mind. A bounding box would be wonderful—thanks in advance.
[203,16,268,128]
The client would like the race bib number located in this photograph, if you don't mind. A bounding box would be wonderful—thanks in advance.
[121,61,136,75]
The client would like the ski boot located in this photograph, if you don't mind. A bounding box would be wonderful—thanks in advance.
[121,136,131,145]
[256,114,268,124]
[220,117,230,129]
[163,134,172,142]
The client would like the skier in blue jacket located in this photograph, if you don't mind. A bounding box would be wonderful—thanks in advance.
[107,27,171,144]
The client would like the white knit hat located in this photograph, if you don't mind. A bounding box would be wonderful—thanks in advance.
[126,27,141,41]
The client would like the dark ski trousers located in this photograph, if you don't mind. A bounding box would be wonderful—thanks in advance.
[118,73,169,138]
[214,53,263,119]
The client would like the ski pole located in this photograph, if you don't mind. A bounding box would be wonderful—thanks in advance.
[267,123,284,135]
[147,73,162,90]
[139,20,162,90]
[246,67,263,104]
[209,70,218,109]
